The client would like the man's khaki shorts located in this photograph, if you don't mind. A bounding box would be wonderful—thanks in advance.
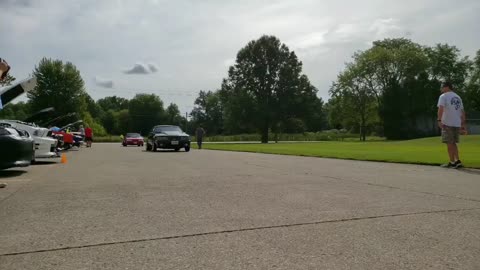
[442,126,460,144]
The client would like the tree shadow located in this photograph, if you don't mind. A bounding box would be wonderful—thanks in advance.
[0,170,27,178]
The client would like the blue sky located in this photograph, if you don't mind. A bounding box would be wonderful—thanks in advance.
[1,0,479,114]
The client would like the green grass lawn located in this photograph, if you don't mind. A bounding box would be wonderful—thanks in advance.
[197,135,480,168]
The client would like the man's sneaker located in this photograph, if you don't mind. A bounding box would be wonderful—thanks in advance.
[441,162,456,168]
[454,160,464,169]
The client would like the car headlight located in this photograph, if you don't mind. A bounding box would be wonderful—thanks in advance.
[181,136,190,140]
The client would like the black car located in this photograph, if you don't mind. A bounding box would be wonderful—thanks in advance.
[146,125,191,152]
[0,125,35,170]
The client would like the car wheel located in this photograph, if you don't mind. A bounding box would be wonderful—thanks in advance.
[185,146,190,152]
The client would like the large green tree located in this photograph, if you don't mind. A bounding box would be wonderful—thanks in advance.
[190,90,224,135]
[128,93,165,135]
[29,58,88,116]
[165,103,184,126]
[222,35,319,142]
[330,62,379,141]
[465,50,480,111]
[97,96,129,112]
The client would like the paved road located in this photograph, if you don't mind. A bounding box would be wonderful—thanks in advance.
[1,144,479,269]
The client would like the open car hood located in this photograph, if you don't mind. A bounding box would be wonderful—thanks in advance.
[61,120,83,131]
[23,107,55,124]
[0,77,37,108]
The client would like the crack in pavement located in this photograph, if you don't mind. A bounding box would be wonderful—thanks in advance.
[1,207,479,258]
[320,175,480,203]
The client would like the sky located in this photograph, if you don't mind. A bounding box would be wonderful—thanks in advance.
[1,0,479,114]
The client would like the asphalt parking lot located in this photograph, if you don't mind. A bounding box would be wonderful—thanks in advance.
[1,143,479,269]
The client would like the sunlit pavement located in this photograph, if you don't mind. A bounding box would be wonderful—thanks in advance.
[1,144,479,270]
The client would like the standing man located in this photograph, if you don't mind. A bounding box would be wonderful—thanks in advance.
[0,58,11,188]
[196,126,205,149]
[79,125,85,139]
[437,81,467,168]
[85,125,93,148]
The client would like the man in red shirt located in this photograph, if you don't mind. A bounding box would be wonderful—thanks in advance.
[85,126,93,148]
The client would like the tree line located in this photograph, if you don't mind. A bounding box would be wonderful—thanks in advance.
[0,58,185,136]
[1,36,479,141]
[190,36,480,141]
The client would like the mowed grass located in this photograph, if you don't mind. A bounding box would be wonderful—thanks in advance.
[198,135,480,168]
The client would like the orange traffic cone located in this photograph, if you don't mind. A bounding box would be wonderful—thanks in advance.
[61,154,68,164]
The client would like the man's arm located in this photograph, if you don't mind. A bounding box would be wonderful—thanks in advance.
[437,106,444,129]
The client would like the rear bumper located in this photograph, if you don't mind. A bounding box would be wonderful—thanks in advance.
[34,137,58,158]
[124,140,144,145]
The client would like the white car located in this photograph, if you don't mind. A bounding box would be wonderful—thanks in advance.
[0,120,57,159]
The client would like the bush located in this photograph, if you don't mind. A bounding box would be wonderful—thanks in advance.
[193,131,363,142]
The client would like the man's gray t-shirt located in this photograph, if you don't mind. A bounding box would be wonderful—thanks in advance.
[437,92,464,127]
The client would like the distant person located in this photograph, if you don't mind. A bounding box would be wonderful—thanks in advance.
[437,81,467,168]
[85,126,93,148]
[196,126,206,149]
[0,58,10,81]
[79,125,85,138]
[0,58,10,111]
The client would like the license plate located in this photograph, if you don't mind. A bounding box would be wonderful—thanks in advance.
[171,141,179,145]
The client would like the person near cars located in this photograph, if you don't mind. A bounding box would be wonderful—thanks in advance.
[85,125,93,148]
[79,125,85,138]
[437,81,467,168]
[195,126,205,149]
[0,58,11,188]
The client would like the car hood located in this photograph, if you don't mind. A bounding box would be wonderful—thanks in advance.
[154,131,188,136]
[23,107,55,124]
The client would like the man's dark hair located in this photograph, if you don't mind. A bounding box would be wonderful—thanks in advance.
[442,81,453,89]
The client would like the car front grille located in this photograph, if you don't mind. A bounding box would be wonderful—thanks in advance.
[168,136,181,141]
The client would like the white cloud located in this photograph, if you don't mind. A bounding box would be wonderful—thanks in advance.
[289,31,329,50]
[1,0,479,111]
[94,76,114,88]
[147,63,158,73]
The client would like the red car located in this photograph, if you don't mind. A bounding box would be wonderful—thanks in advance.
[123,133,144,147]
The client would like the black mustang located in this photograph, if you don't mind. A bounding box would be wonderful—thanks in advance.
[146,125,191,152]
[0,124,35,170]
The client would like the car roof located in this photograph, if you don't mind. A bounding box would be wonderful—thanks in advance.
[153,125,180,128]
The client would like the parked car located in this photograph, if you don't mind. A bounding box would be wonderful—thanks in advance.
[123,133,144,147]
[0,107,58,159]
[0,125,35,170]
[0,120,57,159]
[146,125,191,152]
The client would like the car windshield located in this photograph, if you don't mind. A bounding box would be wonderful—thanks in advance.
[126,133,141,138]
[154,126,182,133]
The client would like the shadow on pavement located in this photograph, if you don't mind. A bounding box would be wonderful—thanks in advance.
[459,168,480,176]
[0,170,27,178]
[32,161,58,166]
[141,150,188,154]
